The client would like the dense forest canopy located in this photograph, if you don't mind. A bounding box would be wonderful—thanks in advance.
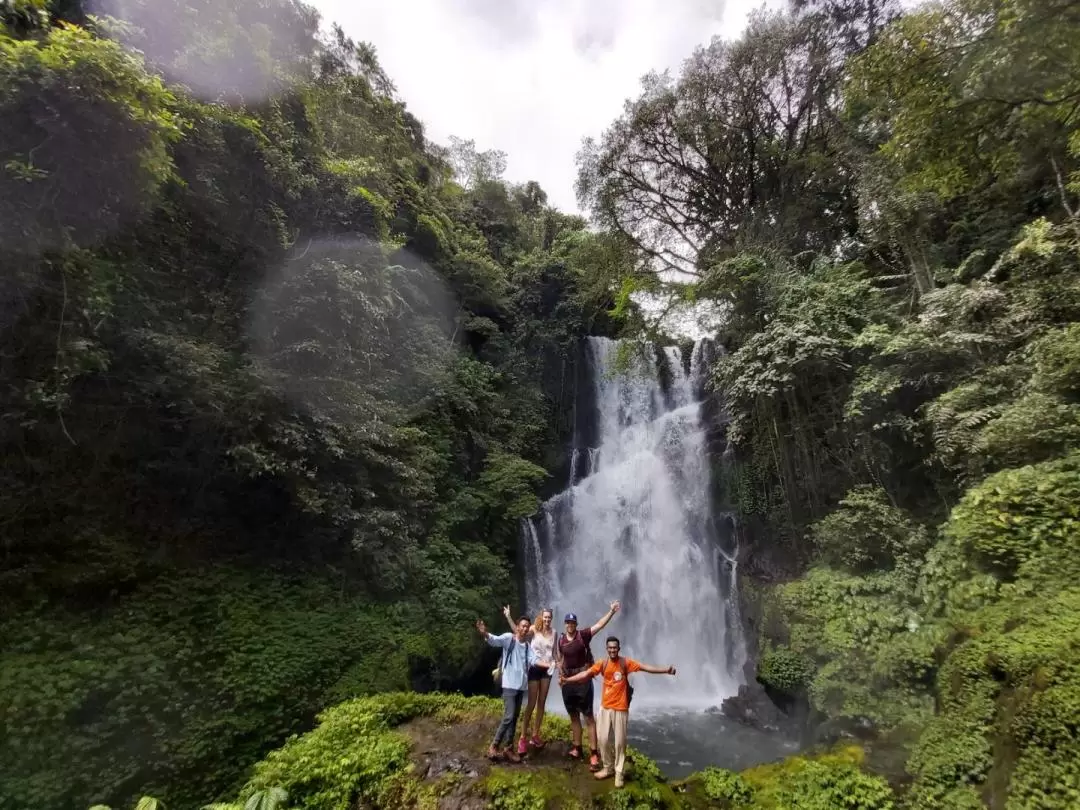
[0,1,628,806]
[1,0,1079,808]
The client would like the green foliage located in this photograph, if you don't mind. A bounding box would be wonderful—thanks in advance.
[739,746,895,810]
[0,569,499,810]
[700,768,754,807]
[944,453,1080,583]
[757,647,814,696]
[810,486,930,572]
[243,788,290,810]
[241,694,420,810]
[765,567,939,729]
[0,22,180,252]
[484,771,548,810]
[904,588,1080,809]
[847,0,1080,201]
[85,798,164,810]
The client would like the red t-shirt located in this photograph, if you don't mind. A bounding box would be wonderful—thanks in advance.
[557,627,594,671]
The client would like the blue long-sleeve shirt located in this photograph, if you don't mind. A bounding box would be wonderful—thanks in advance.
[486,632,537,691]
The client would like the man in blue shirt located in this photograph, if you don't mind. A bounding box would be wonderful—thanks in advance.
[477,615,552,762]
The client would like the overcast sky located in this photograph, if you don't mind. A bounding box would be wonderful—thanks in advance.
[310,0,777,214]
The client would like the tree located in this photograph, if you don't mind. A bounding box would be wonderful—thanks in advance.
[576,9,861,281]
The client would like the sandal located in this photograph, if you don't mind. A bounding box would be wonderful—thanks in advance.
[568,745,582,759]
[589,753,602,772]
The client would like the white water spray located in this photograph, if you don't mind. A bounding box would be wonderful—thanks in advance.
[522,337,746,711]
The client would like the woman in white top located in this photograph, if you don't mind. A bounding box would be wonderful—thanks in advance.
[503,605,556,754]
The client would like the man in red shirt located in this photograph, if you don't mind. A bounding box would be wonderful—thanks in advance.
[555,601,620,771]
[560,636,676,787]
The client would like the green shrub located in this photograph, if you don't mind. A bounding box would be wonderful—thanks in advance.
[905,588,1080,809]
[977,392,1080,473]
[741,746,895,810]
[944,452,1080,582]
[1028,322,1080,397]
[810,487,930,572]
[484,771,548,810]
[757,647,813,695]
[700,768,754,806]
[767,569,938,729]
[243,693,492,810]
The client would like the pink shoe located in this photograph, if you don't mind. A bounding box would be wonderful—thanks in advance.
[516,737,528,755]
[529,735,545,749]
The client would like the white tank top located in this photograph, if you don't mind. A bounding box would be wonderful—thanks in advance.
[530,628,555,664]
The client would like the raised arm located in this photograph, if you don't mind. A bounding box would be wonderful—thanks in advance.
[589,600,621,635]
[501,605,536,637]
[476,619,510,648]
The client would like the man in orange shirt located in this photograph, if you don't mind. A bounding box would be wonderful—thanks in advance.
[560,636,676,787]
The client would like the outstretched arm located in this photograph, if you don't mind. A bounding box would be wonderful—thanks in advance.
[636,662,676,675]
[589,600,621,635]
[560,666,596,685]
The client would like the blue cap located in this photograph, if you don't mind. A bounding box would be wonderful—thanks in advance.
[564,613,578,623]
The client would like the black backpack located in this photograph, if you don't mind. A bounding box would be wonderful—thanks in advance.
[602,658,634,706]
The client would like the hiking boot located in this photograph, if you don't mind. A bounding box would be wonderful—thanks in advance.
[504,749,522,763]
[487,745,501,761]
[594,769,612,781]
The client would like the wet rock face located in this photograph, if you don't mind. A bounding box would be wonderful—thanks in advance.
[720,682,810,736]
[810,715,877,746]
[419,753,480,780]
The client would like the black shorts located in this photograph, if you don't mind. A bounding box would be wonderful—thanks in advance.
[528,665,552,682]
[561,680,595,717]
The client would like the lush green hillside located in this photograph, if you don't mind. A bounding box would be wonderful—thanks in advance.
[578,0,1080,807]
[0,2,627,808]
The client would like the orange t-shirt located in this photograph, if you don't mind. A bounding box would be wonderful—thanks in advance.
[586,656,642,711]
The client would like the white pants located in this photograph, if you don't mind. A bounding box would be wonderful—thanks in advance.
[596,707,629,775]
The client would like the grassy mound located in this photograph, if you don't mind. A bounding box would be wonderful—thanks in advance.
[178,693,895,810]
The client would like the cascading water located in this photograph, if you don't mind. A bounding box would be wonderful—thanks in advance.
[522,336,746,711]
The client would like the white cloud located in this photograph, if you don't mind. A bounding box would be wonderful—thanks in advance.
[310,0,776,213]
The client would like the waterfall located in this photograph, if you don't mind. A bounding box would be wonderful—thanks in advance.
[522,336,746,711]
